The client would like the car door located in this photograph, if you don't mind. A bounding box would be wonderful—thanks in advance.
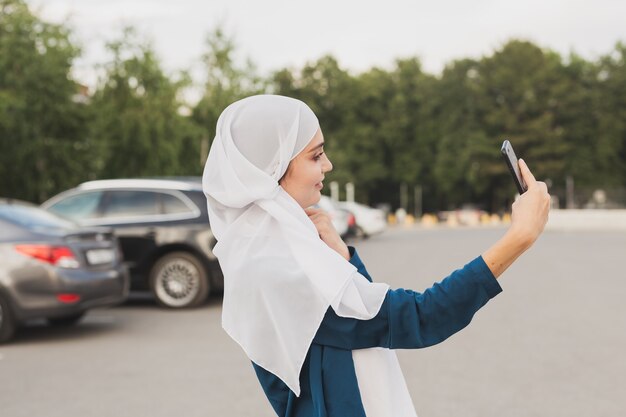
[99,190,161,272]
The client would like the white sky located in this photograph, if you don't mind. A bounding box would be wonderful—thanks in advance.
[29,0,626,94]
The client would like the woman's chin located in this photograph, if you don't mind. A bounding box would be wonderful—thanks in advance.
[307,193,322,208]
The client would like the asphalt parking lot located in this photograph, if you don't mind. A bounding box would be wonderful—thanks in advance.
[1,226,625,417]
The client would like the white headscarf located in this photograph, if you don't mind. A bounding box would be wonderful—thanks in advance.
[202,95,390,396]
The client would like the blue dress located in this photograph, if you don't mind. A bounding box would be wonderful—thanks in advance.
[253,246,502,417]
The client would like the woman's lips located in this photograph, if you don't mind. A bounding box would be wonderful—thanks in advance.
[316,182,323,190]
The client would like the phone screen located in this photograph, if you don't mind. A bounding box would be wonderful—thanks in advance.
[501,140,527,194]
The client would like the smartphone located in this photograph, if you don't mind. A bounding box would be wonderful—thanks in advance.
[501,140,528,194]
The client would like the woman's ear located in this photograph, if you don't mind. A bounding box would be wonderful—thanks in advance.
[279,162,292,185]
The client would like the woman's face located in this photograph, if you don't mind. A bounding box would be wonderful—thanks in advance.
[279,128,333,208]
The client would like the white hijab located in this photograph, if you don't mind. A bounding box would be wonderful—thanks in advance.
[202,95,390,396]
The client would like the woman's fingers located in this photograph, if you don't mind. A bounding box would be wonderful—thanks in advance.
[304,207,319,215]
[304,207,350,259]
[305,209,324,222]
[305,208,331,228]
[509,159,551,247]
[518,159,537,187]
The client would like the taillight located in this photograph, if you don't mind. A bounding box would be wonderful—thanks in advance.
[15,245,80,268]
[57,293,81,303]
[348,214,356,227]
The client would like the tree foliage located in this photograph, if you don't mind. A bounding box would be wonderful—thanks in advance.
[0,0,87,201]
[272,41,626,211]
[192,27,265,155]
[89,27,199,179]
[1,1,625,211]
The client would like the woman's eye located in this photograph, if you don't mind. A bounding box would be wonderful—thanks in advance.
[314,151,324,161]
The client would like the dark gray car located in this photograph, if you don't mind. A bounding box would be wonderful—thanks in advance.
[0,199,129,344]
[41,179,223,309]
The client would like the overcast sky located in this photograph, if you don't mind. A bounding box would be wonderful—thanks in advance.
[30,0,626,91]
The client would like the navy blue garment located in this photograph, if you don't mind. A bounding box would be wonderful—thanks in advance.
[253,247,502,417]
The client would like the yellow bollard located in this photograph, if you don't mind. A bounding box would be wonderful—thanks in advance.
[446,215,459,227]
[421,214,436,227]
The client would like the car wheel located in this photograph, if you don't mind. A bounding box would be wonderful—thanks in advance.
[0,294,16,344]
[149,251,209,309]
[47,312,86,326]
[356,226,369,239]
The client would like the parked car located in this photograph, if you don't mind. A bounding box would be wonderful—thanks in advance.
[0,198,129,343]
[41,179,223,309]
[315,195,353,238]
[336,201,387,238]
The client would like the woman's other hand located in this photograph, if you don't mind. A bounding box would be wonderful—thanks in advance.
[304,207,350,260]
[509,159,551,248]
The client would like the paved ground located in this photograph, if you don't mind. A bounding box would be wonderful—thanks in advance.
[1,226,625,417]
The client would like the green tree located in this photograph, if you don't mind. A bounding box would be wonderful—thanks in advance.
[593,42,626,187]
[270,40,626,212]
[273,56,392,203]
[549,53,599,189]
[471,41,570,210]
[431,58,489,209]
[0,0,88,202]
[382,58,438,211]
[90,27,200,178]
[192,27,265,155]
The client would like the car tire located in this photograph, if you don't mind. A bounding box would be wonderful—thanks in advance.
[47,312,86,326]
[149,251,209,309]
[356,226,369,239]
[0,294,16,344]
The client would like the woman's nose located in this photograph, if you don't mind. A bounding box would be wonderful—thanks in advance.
[322,154,333,173]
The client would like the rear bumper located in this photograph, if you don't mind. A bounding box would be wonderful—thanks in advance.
[361,221,386,235]
[8,264,130,322]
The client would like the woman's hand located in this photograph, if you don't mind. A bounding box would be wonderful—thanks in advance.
[304,207,351,260]
[482,159,550,278]
[509,159,551,248]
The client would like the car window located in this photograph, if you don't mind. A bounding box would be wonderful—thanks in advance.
[161,193,193,214]
[0,204,77,230]
[47,191,104,221]
[102,190,158,218]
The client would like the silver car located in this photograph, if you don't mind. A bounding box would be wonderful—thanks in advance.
[336,201,387,238]
[0,199,129,343]
[315,196,353,238]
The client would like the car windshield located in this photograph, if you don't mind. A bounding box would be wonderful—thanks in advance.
[0,204,77,231]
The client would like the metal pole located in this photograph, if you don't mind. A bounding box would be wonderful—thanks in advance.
[414,185,422,218]
[330,181,339,201]
[400,183,408,211]
[346,182,355,203]
[566,175,575,209]
[200,136,209,166]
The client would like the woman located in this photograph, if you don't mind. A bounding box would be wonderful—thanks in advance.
[202,95,550,417]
